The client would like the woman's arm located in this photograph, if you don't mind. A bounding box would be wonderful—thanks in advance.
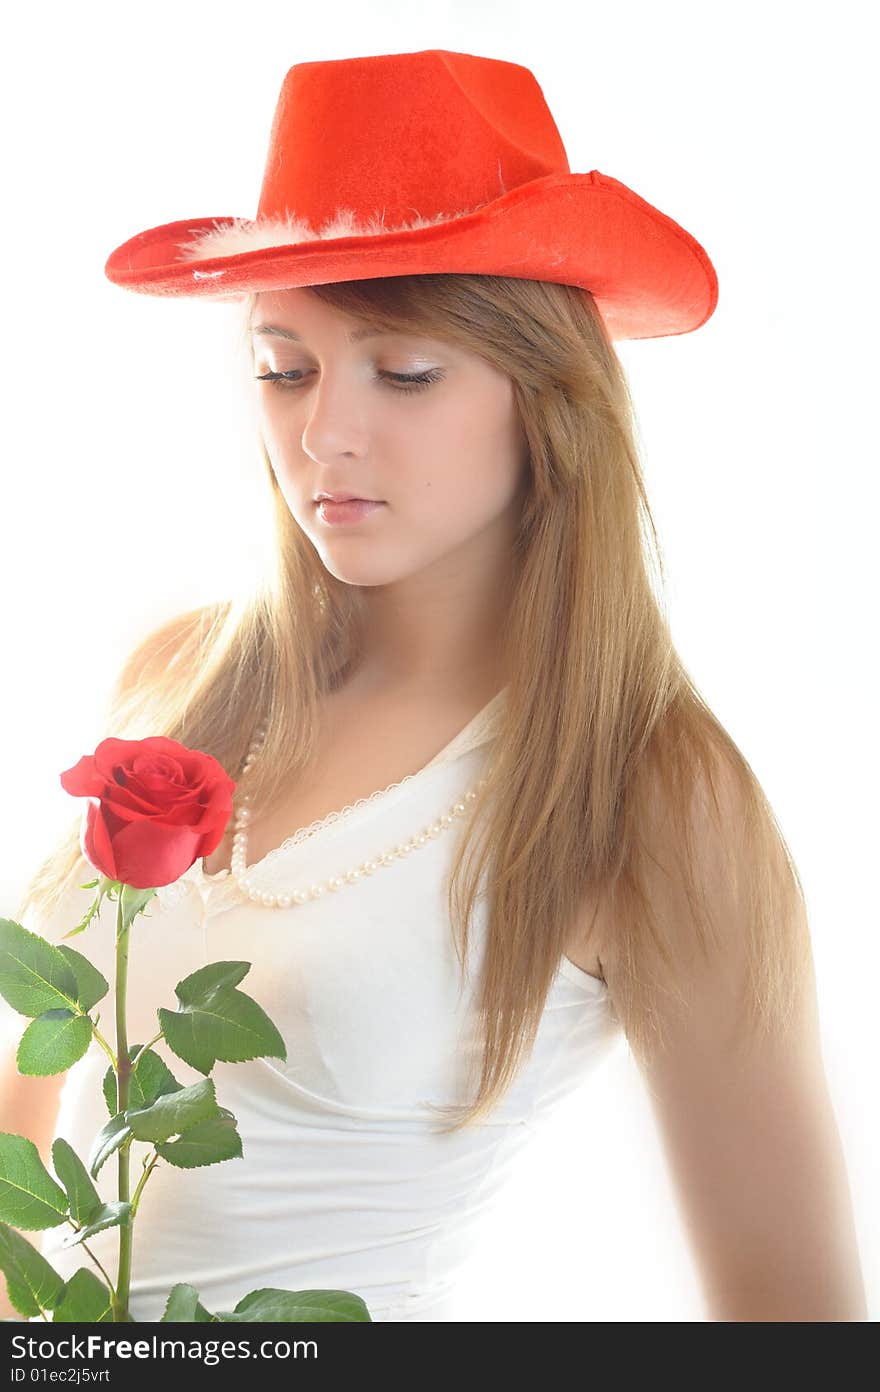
[602,758,868,1322]
[0,1047,66,1319]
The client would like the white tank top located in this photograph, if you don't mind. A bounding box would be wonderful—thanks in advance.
[30,687,622,1322]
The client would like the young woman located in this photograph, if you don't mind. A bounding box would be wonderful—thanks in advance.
[8,49,867,1322]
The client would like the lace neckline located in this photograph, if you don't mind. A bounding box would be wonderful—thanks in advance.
[196,685,508,883]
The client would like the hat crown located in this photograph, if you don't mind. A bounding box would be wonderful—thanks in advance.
[104,47,719,340]
[256,49,570,232]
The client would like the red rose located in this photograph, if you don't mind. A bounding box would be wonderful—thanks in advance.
[60,736,237,889]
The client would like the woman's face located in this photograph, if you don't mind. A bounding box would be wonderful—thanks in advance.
[250,287,530,588]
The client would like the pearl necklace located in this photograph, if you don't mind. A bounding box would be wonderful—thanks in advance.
[225,721,494,909]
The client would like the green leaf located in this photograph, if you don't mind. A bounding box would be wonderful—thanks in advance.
[60,1201,131,1249]
[16,1009,93,1076]
[56,945,108,1012]
[0,919,80,1017]
[161,1283,216,1322]
[0,1221,67,1318]
[50,1138,102,1226]
[177,961,253,993]
[51,1266,114,1322]
[215,1287,373,1322]
[158,960,287,1075]
[155,1111,242,1169]
[101,1045,184,1117]
[127,1078,220,1144]
[0,1135,69,1230]
[87,1114,132,1181]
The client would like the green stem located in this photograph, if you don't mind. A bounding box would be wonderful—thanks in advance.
[82,1241,119,1303]
[129,1151,160,1218]
[64,1218,118,1302]
[88,1023,117,1071]
[112,896,133,1322]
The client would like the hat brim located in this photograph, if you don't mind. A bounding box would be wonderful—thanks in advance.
[103,170,718,341]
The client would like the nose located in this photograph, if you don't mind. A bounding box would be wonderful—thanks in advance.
[300,369,370,465]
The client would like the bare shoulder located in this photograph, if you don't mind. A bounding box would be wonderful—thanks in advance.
[606,743,810,1051]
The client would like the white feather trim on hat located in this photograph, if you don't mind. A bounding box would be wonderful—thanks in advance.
[175,203,484,263]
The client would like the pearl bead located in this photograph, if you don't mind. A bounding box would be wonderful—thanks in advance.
[223,723,494,908]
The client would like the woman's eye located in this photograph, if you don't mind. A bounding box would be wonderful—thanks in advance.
[254,367,445,395]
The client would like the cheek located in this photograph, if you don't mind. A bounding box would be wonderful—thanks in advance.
[260,422,307,495]
[258,417,287,469]
[427,405,525,512]
[416,456,522,536]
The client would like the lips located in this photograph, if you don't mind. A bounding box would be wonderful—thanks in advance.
[316,497,385,525]
[315,491,381,503]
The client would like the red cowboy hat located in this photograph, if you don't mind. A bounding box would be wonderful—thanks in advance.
[104,48,719,341]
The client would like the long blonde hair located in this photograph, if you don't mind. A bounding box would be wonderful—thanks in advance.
[15,273,812,1130]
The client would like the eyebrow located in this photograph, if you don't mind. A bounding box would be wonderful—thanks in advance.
[251,323,399,344]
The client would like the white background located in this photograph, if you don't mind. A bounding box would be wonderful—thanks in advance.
[1,1,876,1321]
